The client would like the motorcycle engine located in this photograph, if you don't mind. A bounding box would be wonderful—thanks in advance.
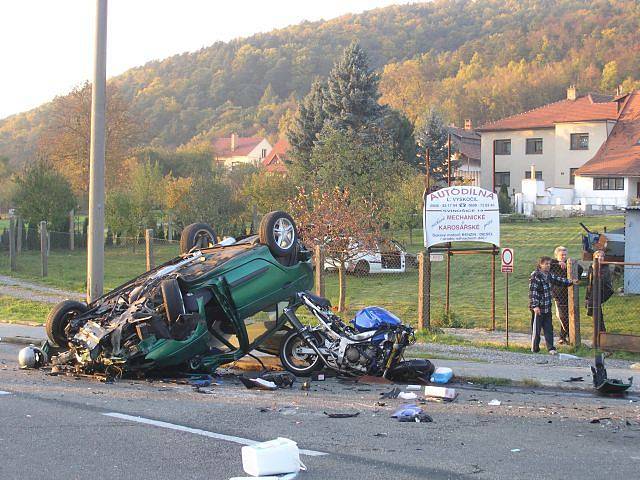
[345,344,377,367]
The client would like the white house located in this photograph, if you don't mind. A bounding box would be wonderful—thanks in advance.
[447,121,481,185]
[212,133,272,169]
[477,87,623,196]
[574,91,640,206]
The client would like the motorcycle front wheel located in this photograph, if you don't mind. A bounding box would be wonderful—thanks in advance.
[279,330,323,376]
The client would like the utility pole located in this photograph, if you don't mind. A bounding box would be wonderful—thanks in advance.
[87,0,108,303]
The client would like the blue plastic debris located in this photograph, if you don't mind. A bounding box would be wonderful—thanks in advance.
[430,367,453,384]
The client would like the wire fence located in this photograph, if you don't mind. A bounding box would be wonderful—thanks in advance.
[1,215,638,343]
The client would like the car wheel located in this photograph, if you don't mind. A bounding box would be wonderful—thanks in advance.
[45,300,88,347]
[161,278,185,325]
[260,211,297,258]
[279,330,323,376]
[354,260,370,275]
[180,223,217,254]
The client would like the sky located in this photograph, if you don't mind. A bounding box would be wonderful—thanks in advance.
[0,0,416,119]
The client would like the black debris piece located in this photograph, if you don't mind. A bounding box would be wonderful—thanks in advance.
[324,411,360,418]
[380,387,401,399]
[591,354,633,395]
[260,372,295,389]
[562,376,584,382]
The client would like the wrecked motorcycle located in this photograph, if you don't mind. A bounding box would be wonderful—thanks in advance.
[279,291,433,380]
[44,211,314,378]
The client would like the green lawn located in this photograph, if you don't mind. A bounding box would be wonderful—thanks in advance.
[323,215,640,337]
[1,216,639,337]
[0,295,51,323]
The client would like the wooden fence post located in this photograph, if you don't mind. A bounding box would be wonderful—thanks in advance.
[145,229,154,271]
[69,209,75,251]
[592,257,601,349]
[167,216,174,242]
[567,258,581,346]
[16,216,22,255]
[9,216,17,271]
[418,250,431,330]
[40,221,48,277]
[314,245,325,297]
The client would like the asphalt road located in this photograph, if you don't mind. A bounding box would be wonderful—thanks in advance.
[1,342,639,480]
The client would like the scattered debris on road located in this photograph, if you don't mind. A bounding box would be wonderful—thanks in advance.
[430,366,453,384]
[488,399,501,406]
[323,411,360,418]
[591,354,633,395]
[241,437,304,477]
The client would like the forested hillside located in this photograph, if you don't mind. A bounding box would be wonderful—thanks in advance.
[1,0,639,167]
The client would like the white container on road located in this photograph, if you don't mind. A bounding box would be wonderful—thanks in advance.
[242,437,302,477]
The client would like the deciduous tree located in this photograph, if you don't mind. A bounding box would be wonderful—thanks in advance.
[290,187,381,312]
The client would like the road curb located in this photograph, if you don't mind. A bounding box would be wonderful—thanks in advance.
[1,336,44,346]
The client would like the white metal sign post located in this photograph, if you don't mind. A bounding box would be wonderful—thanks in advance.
[501,248,514,345]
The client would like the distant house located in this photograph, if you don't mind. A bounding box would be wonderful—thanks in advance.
[212,133,272,169]
[476,86,640,212]
[447,120,480,185]
[574,91,640,206]
[262,138,290,174]
[477,86,623,194]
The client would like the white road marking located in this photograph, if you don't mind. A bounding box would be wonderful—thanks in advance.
[0,391,11,395]
[103,412,327,457]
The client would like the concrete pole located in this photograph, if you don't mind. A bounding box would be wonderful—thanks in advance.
[87,0,108,302]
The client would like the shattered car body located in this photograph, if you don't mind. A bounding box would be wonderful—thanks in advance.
[47,227,313,377]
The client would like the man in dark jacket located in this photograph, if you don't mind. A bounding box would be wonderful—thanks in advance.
[529,256,576,354]
[550,246,583,344]
[585,250,613,333]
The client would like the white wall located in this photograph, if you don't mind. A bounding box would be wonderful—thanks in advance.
[553,122,610,187]
[573,175,632,207]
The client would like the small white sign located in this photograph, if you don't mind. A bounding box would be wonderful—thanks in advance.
[423,186,500,248]
[501,247,514,273]
[429,253,444,262]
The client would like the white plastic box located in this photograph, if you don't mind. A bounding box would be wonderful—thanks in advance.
[242,437,301,477]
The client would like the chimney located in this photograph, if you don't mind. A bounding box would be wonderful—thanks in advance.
[464,119,472,130]
[530,165,536,181]
[567,85,577,101]
[230,133,237,152]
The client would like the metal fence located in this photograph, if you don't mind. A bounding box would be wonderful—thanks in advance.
[2,214,638,351]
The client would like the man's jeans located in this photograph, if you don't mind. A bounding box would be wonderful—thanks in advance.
[531,311,554,352]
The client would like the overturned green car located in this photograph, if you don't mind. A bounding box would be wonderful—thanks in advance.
[46,211,313,377]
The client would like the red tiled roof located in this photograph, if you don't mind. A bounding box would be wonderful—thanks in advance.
[212,136,263,157]
[477,94,620,132]
[576,92,640,177]
[262,138,290,173]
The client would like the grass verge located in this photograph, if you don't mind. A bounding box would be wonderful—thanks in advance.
[0,295,49,324]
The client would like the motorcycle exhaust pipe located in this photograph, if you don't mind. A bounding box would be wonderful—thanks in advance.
[283,307,332,368]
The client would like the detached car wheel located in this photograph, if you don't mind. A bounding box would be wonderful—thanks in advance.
[260,211,298,258]
[46,300,88,347]
[161,279,186,325]
[180,223,217,254]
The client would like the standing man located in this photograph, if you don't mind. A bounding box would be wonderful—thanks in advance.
[529,256,577,354]
[550,246,583,344]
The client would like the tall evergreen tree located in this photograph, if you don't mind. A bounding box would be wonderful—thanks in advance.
[416,109,458,183]
[286,79,326,171]
[323,41,385,131]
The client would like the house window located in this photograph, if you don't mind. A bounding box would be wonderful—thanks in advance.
[494,139,511,155]
[261,148,267,158]
[494,171,510,188]
[524,170,543,180]
[526,138,543,154]
[570,133,589,150]
[593,177,624,190]
[569,168,578,185]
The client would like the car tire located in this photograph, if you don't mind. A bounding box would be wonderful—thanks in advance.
[279,330,323,376]
[354,260,370,275]
[45,300,88,347]
[161,278,185,325]
[260,211,297,258]
[180,223,217,254]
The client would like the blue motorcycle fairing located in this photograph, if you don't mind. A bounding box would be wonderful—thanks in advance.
[352,306,402,332]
